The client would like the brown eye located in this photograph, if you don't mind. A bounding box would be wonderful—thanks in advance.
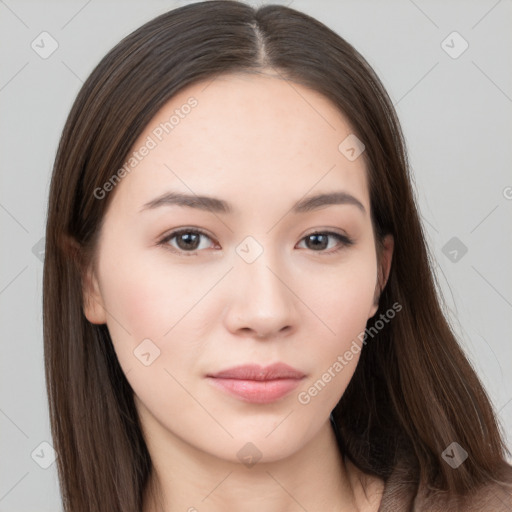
[158,229,353,257]
[297,231,354,253]
[174,232,201,251]
[159,229,215,255]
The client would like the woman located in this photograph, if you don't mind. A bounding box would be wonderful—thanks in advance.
[43,1,512,510]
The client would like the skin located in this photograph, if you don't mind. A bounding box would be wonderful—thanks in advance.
[83,71,394,512]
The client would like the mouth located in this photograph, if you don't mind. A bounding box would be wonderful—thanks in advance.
[206,363,306,404]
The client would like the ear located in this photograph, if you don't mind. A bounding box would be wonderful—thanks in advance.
[368,234,394,318]
[82,264,107,324]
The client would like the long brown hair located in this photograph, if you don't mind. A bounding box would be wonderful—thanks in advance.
[43,1,512,510]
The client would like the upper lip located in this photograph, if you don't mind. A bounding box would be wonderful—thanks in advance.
[207,363,305,381]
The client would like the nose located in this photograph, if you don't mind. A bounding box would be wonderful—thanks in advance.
[223,251,299,340]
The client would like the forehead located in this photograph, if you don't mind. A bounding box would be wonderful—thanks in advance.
[107,72,369,217]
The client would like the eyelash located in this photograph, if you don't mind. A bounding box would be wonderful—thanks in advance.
[157,228,354,257]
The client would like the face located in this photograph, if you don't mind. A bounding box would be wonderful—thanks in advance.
[83,72,393,463]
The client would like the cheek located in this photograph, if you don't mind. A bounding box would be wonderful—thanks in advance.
[96,244,225,382]
[98,236,203,336]
[306,249,377,337]
[298,250,377,399]
[96,261,200,411]
[101,267,169,339]
[94,244,181,370]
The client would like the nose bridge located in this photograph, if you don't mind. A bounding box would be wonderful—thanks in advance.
[226,233,296,337]
[236,234,289,302]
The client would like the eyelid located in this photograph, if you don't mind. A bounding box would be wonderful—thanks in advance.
[157,227,217,256]
[157,227,354,256]
[298,230,354,253]
[302,227,352,241]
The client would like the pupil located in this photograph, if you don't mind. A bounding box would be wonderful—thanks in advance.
[175,233,329,251]
[179,233,199,250]
[309,234,327,250]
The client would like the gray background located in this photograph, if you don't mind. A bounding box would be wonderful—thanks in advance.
[1,0,511,510]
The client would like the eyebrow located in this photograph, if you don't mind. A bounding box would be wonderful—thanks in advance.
[140,190,366,215]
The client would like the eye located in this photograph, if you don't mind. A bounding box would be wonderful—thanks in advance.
[158,228,354,257]
[158,228,217,256]
[297,231,354,254]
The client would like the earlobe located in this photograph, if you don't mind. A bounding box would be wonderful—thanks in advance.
[379,234,394,290]
[368,301,379,318]
[82,266,107,324]
[369,234,394,318]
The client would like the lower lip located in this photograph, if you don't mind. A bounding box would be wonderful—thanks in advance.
[207,377,303,404]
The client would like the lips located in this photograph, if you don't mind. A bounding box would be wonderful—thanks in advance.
[207,363,306,380]
[206,363,306,404]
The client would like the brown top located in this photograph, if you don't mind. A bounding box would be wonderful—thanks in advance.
[344,455,512,511]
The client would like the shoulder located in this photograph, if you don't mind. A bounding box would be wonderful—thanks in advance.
[344,457,512,511]
[457,469,512,512]
[372,458,512,511]
[415,464,512,511]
